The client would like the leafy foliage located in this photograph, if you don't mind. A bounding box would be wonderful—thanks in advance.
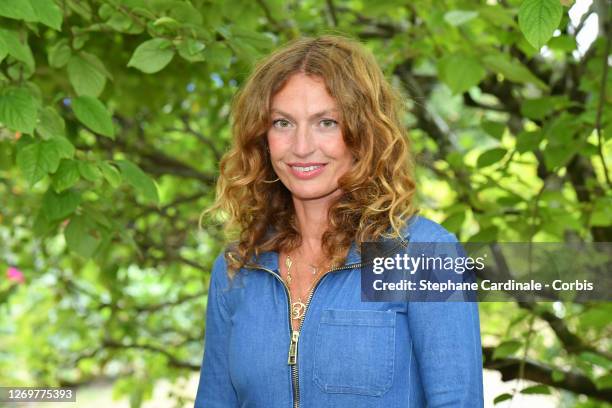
[0,0,610,407]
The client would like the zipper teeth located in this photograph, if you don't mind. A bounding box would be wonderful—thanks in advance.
[244,261,360,408]
[245,238,408,408]
[293,262,362,408]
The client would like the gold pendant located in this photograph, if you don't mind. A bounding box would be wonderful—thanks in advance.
[291,300,306,319]
[285,255,293,284]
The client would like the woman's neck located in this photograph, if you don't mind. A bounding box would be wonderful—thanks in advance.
[291,190,341,255]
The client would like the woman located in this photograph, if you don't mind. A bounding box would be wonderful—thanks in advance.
[195,35,483,407]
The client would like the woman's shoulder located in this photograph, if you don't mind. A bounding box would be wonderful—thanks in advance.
[401,213,458,242]
[209,249,230,284]
[209,243,255,289]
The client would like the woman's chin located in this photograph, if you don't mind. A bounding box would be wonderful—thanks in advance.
[288,187,343,202]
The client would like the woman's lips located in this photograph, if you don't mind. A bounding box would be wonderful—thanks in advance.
[287,163,327,179]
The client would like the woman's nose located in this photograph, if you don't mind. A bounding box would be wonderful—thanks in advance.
[292,125,315,157]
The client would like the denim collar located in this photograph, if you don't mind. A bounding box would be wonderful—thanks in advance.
[251,213,417,273]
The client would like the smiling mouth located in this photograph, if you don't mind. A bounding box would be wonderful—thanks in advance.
[292,165,324,172]
[286,163,328,178]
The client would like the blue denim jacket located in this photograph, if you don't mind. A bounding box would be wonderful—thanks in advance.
[195,215,484,407]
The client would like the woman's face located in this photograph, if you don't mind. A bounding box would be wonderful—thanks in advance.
[267,73,353,201]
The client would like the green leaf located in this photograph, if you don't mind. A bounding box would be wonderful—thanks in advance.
[48,39,72,68]
[204,41,232,71]
[72,96,115,138]
[221,25,273,64]
[578,351,612,370]
[226,38,258,65]
[548,35,576,52]
[108,12,134,32]
[52,159,81,193]
[31,0,63,30]
[80,51,113,80]
[36,106,66,139]
[481,120,506,140]
[224,25,273,52]
[442,211,465,233]
[544,141,583,171]
[477,148,507,168]
[177,38,206,62]
[72,31,90,50]
[492,339,522,359]
[66,0,92,21]
[42,188,81,221]
[468,225,498,243]
[127,38,175,74]
[0,0,37,22]
[477,5,516,27]
[65,214,101,258]
[153,16,180,29]
[0,28,35,70]
[445,151,464,168]
[99,3,135,32]
[482,53,548,89]
[520,384,551,395]
[516,130,542,153]
[115,160,159,205]
[580,303,612,330]
[46,136,75,159]
[493,393,512,404]
[169,2,203,25]
[32,207,61,236]
[521,98,552,120]
[78,161,101,182]
[518,0,563,49]
[16,140,60,186]
[443,10,478,26]
[98,161,122,188]
[521,95,572,120]
[68,53,107,97]
[0,87,40,134]
[438,54,486,94]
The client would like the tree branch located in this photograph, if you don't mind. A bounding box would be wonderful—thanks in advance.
[483,347,612,402]
[103,339,200,370]
[325,0,338,27]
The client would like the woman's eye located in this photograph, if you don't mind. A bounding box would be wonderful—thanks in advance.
[273,119,291,128]
[320,119,338,128]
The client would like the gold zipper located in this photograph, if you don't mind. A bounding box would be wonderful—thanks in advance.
[244,237,408,408]
[288,330,300,365]
[245,260,363,408]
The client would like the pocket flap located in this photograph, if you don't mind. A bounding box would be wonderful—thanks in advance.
[320,309,395,327]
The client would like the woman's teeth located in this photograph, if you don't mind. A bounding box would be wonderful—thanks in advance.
[293,165,322,172]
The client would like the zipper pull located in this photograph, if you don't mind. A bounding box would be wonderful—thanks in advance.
[288,330,300,365]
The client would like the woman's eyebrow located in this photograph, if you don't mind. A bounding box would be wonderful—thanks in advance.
[270,108,339,121]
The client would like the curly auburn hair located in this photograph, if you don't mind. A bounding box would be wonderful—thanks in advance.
[200,34,418,280]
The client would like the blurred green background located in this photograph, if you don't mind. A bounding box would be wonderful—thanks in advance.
[0,0,610,407]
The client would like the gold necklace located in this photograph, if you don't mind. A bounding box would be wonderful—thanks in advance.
[284,253,327,320]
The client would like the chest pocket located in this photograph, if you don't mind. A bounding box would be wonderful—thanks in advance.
[313,309,396,397]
